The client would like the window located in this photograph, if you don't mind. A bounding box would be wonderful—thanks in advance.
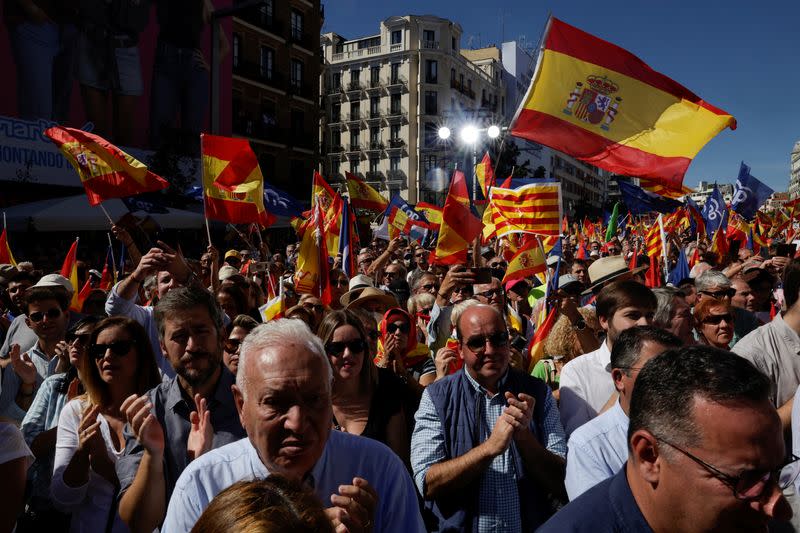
[259,0,273,26]
[290,9,303,41]
[391,30,402,45]
[451,36,456,50]
[424,155,437,171]
[370,126,380,145]
[350,102,360,120]
[331,159,340,176]
[481,89,486,102]
[370,96,379,116]
[232,33,241,68]
[332,72,341,89]
[290,59,303,89]
[331,103,341,122]
[350,127,360,147]
[390,124,400,140]
[369,158,379,173]
[459,73,464,89]
[370,66,380,86]
[350,69,360,83]
[424,122,438,147]
[390,156,401,171]
[450,68,456,83]
[390,63,400,84]
[261,98,276,127]
[350,160,360,174]
[424,91,437,115]
[291,109,304,137]
[331,130,341,148]
[259,46,274,79]
[423,30,435,46]
[390,93,401,114]
[425,60,438,83]
[467,79,472,93]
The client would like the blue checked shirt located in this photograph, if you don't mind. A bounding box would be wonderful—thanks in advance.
[412,369,567,532]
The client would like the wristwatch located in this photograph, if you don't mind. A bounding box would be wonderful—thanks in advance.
[572,318,587,331]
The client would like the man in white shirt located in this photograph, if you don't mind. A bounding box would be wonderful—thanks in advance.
[565,326,681,499]
[559,280,656,438]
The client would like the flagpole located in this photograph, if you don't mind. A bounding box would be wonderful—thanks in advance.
[205,218,213,247]
[98,202,115,226]
[107,233,117,281]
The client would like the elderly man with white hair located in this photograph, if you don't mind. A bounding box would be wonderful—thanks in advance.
[694,270,760,346]
[161,319,425,533]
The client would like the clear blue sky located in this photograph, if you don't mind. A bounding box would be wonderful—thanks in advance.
[324,0,800,192]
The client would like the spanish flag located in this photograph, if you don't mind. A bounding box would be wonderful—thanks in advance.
[639,178,694,199]
[416,202,442,232]
[312,172,343,257]
[201,134,272,227]
[346,171,388,212]
[475,152,495,201]
[432,170,482,265]
[60,238,80,311]
[502,238,546,285]
[45,126,169,206]
[488,182,561,239]
[0,229,17,266]
[527,306,558,374]
[510,17,736,189]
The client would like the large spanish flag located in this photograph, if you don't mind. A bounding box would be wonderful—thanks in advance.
[488,182,562,238]
[346,172,388,212]
[510,17,736,188]
[201,134,272,227]
[45,126,168,206]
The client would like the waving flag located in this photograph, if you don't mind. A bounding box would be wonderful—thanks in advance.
[618,180,682,215]
[685,197,706,236]
[0,229,17,266]
[263,182,304,218]
[502,238,546,284]
[667,247,690,285]
[346,171,388,212]
[605,202,620,242]
[384,196,429,243]
[475,152,495,201]
[731,162,774,221]
[45,126,169,206]
[416,202,442,231]
[527,306,558,374]
[701,185,727,238]
[432,170,483,265]
[488,182,562,239]
[201,134,272,227]
[510,17,735,189]
[638,178,694,199]
[60,238,80,311]
[338,198,357,277]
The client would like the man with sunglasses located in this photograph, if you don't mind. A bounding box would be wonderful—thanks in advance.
[407,246,431,288]
[0,287,70,422]
[694,270,760,345]
[541,345,795,532]
[412,304,567,531]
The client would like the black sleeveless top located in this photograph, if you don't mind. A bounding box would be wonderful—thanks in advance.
[333,367,406,444]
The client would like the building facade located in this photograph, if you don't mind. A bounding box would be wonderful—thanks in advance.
[789,140,800,200]
[231,0,322,201]
[688,181,734,207]
[320,15,505,204]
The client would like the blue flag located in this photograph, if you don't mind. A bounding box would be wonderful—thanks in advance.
[263,182,304,218]
[618,181,682,215]
[122,196,169,214]
[339,198,354,278]
[667,247,690,286]
[701,185,727,238]
[731,162,774,221]
[383,195,429,244]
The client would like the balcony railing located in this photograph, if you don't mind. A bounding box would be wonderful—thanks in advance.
[365,141,384,151]
[346,143,362,153]
[346,81,363,92]
[345,111,362,123]
[422,40,439,49]
[290,132,315,150]
[233,61,284,89]
[329,145,345,153]
[232,117,285,144]
[365,171,384,182]
[233,4,283,36]
[387,138,405,149]
[290,30,311,49]
[288,82,311,98]
[366,110,382,121]
[385,76,407,89]
[385,107,406,120]
[366,78,382,91]
[386,169,407,187]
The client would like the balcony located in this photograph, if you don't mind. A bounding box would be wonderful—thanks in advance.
[422,40,439,49]
[290,132,315,151]
[365,110,383,123]
[385,76,407,91]
[364,141,384,152]
[386,138,405,151]
[346,81,363,94]
[233,5,283,37]
[289,30,312,50]
[365,171,385,188]
[386,169,408,188]
[232,116,286,145]
[385,107,406,123]
[344,111,362,124]
[450,78,460,90]
[332,45,388,62]
[328,145,345,154]
[288,82,311,99]
[232,61,284,90]
[328,114,343,125]
[346,143,362,154]
[366,78,383,92]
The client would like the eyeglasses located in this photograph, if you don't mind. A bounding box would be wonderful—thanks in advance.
[29,307,62,323]
[488,262,507,269]
[700,288,736,299]
[702,313,734,325]
[656,436,800,500]
[90,340,136,359]
[303,303,324,313]
[386,322,410,334]
[66,332,91,345]
[224,338,242,353]
[465,330,509,353]
[420,283,440,291]
[325,339,367,356]
[476,288,503,300]
[453,285,473,295]
[414,253,427,258]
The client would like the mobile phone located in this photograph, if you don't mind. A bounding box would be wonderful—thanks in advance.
[776,243,796,258]
[470,267,493,284]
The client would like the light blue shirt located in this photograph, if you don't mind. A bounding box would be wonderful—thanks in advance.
[565,399,629,500]
[411,369,566,533]
[162,431,425,533]
[0,343,60,422]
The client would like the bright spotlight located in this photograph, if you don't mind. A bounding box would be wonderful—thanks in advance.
[437,126,451,140]
[460,125,479,144]
[487,125,501,139]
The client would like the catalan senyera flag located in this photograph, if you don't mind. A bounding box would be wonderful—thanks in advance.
[639,178,694,199]
[416,202,442,231]
[45,126,169,206]
[60,238,80,311]
[488,182,562,239]
[345,171,388,212]
[510,17,736,189]
[201,134,272,227]
[645,221,663,258]
[432,170,483,265]
[501,238,546,284]
[0,229,17,266]
[475,152,495,200]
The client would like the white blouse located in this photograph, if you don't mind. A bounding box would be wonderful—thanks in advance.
[52,399,129,533]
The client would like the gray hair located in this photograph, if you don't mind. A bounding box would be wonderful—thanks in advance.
[450,298,481,328]
[407,292,435,315]
[236,319,332,399]
[652,287,685,329]
[695,270,732,292]
[154,286,224,340]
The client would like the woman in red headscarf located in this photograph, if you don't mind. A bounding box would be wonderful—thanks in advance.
[376,308,436,395]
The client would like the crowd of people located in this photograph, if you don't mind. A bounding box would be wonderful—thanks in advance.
[2,225,800,533]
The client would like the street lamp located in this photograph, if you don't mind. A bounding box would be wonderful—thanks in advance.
[437,126,451,140]
[438,123,506,201]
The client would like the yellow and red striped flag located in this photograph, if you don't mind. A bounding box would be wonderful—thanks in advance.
[346,171,387,212]
[527,306,558,374]
[60,238,80,311]
[432,170,483,265]
[0,229,17,266]
[645,222,663,258]
[488,182,561,239]
[502,238,546,285]
[639,178,694,199]
[201,134,272,227]
[510,17,736,190]
[45,126,169,206]
[259,293,284,322]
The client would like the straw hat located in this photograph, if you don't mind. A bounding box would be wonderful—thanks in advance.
[585,255,646,294]
[343,286,398,310]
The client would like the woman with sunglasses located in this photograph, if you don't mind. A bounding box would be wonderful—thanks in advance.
[694,297,735,350]
[51,316,161,533]
[376,308,436,395]
[21,316,100,528]
[317,310,410,465]
[407,292,435,346]
[223,314,258,375]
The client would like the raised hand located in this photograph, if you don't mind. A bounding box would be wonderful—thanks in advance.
[121,394,165,456]
[187,394,214,460]
[434,346,458,379]
[77,404,107,458]
[326,477,378,533]
[9,344,38,385]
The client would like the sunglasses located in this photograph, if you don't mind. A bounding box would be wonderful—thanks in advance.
[29,307,62,323]
[325,339,367,356]
[453,285,473,294]
[66,332,91,345]
[476,288,503,300]
[224,338,242,353]
[303,303,324,313]
[421,283,439,291]
[488,262,507,268]
[703,313,734,325]
[701,289,736,299]
[465,330,510,353]
[386,322,410,334]
[90,340,136,359]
